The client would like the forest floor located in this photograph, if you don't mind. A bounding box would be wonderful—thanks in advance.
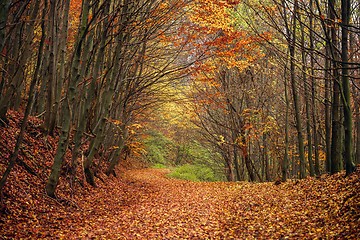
[1,110,360,239]
[1,167,359,239]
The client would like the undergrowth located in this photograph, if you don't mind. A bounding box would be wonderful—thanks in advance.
[167,164,221,182]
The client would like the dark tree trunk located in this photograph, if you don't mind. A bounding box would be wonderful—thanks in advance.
[46,0,91,197]
[329,0,342,174]
[0,7,45,195]
[290,0,306,178]
[341,0,356,175]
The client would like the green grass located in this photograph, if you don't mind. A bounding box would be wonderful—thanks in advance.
[152,163,168,169]
[167,164,220,182]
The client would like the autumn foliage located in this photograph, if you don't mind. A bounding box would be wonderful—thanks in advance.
[1,0,360,238]
[1,110,360,238]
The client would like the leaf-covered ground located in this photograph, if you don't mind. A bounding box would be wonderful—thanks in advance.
[1,110,360,239]
[0,167,359,239]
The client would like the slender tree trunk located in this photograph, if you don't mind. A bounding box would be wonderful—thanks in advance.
[84,0,130,185]
[71,29,94,185]
[49,0,70,136]
[355,99,360,164]
[0,7,45,196]
[43,0,57,135]
[84,55,119,185]
[341,0,356,175]
[329,0,342,174]
[282,67,289,182]
[13,1,41,110]
[324,47,332,173]
[290,0,306,178]
[263,134,270,181]
[46,0,91,197]
[105,124,128,176]
[72,1,109,185]
[233,144,241,181]
[223,154,234,182]
[300,17,315,176]
[350,7,360,165]
[34,0,50,116]
[0,34,20,123]
[0,0,10,54]
[241,134,255,181]
[309,0,320,175]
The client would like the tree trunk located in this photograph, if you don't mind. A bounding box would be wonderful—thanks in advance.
[233,145,241,181]
[300,17,315,177]
[282,66,289,182]
[106,110,128,175]
[72,1,110,184]
[341,0,355,175]
[290,0,306,179]
[263,134,270,181]
[355,99,360,164]
[241,135,255,182]
[0,33,20,123]
[0,6,45,195]
[0,0,10,53]
[46,0,91,197]
[49,0,70,136]
[43,0,57,135]
[223,154,234,182]
[84,0,130,184]
[324,46,332,173]
[329,0,342,174]
[309,0,320,176]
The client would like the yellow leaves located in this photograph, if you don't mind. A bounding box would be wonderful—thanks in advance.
[107,118,122,126]
[127,123,143,134]
[109,145,120,150]
[216,135,226,145]
[158,2,170,11]
[127,141,146,156]
[335,18,342,23]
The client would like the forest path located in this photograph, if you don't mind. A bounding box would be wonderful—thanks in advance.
[1,168,359,239]
[59,168,357,239]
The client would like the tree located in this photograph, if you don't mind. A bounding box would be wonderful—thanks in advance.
[340,0,356,175]
[0,0,45,196]
[46,0,92,197]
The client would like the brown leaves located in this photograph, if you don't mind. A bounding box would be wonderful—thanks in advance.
[223,172,360,239]
[1,111,359,238]
[2,166,359,239]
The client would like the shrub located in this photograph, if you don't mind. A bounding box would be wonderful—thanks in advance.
[146,144,166,164]
[143,130,174,164]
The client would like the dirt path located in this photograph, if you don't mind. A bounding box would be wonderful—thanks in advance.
[115,169,234,239]
[1,168,359,239]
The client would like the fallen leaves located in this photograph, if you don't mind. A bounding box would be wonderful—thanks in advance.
[1,167,360,239]
[1,110,359,239]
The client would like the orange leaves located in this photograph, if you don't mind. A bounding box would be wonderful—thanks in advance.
[1,148,360,239]
[107,118,122,126]
[183,0,271,96]
[69,0,82,17]
[189,0,235,33]
[126,141,146,157]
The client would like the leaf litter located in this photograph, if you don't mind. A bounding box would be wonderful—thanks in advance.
[0,110,359,239]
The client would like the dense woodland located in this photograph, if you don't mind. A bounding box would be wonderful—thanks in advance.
[1,0,359,188]
[0,0,359,238]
